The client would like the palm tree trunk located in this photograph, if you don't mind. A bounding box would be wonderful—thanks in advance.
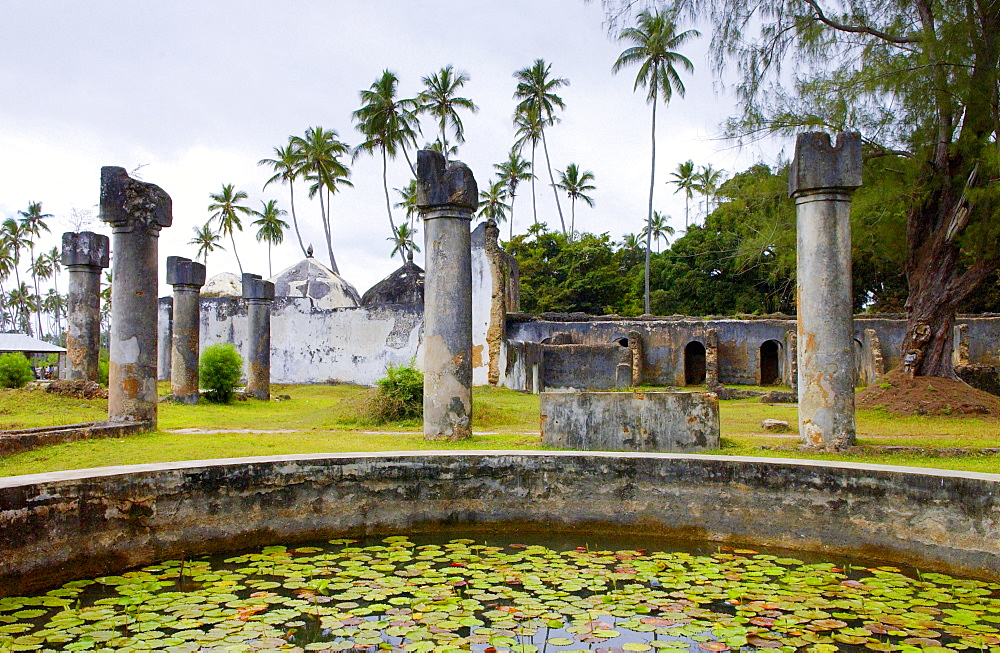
[684,194,690,230]
[570,197,576,241]
[531,144,538,224]
[30,247,42,337]
[402,147,416,177]
[319,189,339,275]
[509,191,517,240]
[645,97,657,315]
[230,232,243,276]
[288,182,308,258]
[541,130,566,235]
[268,244,273,278]
[382,147,398,236]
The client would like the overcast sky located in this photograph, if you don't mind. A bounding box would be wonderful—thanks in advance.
[1,0,787,298]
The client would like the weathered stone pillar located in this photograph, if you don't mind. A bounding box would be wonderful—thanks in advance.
[704,329,720,390]
[789,132,861,449]
[100,166,172,427]
[786,330,798,391]
[628,330,644,387]
[242,273,275,400]
[61,231,109,382]
[167,256,206,404]
[417,150,477,441]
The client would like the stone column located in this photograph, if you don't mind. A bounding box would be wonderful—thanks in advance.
[242,273,275,400]
[789,132,861,449]
[416,150,477,441]
[61,231,109,382]
[704,328,720,390]
[100,166,172,427]
[167,256,206,404]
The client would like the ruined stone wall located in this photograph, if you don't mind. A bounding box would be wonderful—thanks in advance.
[504,315,1000,390]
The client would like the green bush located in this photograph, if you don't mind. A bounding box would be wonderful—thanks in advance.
[98,349,109,387]
[0,352,34,388]
[365,361,424,423]
[199,344,244,404]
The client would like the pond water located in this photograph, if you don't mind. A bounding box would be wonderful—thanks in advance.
[2,533,999,652]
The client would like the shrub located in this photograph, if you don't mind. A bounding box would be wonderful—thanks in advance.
[365,361,424,423]
[0,352,34,388]
[199,344,243,403]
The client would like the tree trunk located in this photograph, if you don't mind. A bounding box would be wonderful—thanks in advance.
[541,130,566,235]
[288,182,307,258]
[319,189,339,275]
[230,232,243,276]
[644,95,657,315]
[382,147,398,238]
[530,144,538,225]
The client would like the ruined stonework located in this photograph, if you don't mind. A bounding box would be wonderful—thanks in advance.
[61,231,109,382]
[101,166,171,427]
[705,328,720,389]
[243,273,275,400]
[418,150,477,441]
[628,330,644,386]
[167,256,206,405]
[790,132,861,450]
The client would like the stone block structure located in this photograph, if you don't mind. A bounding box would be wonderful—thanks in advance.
[100,166,171,428]
[61,231,109,382]
[541,391,720,452]
[242,273,275,400]
[417,150,477,441]
[789,132,862,450]
[167,256,206,404]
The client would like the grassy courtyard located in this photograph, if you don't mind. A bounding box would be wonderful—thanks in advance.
[1,383,998,478]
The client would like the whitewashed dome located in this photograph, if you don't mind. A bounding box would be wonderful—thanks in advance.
[269,255,360,308]
[201,272,242,297]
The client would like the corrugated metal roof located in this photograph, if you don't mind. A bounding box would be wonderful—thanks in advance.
[0,333,67,353]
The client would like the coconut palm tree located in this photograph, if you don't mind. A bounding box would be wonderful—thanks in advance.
[555,163,596,240]
[252,199,290,277]
[494,149,533,240]
[7,282,34,335]
[18,202,51,336]
[208,184,252,275]
[29,253,53,337]
[513,59,569,235]
[189,222,225,266]
[417,65,478,161]
[291,126,352,274]
[613,8,699,313]
[477,179,511,229]
[513,106,544,227]
[353,71,421,240]
[258,142,308,258]
[387,223,420,262]
[696,164,725,217]
[43,289,65,341]
[1,218,31,334]
[668,160,698,229]
[643,211,676,253]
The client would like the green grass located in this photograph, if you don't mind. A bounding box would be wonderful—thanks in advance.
[1,384,998,478]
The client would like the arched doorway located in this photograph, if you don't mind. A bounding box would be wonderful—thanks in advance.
[760,340,781,385]
[684,341,706,385]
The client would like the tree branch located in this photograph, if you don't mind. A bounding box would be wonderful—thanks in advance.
[801,0,920,44]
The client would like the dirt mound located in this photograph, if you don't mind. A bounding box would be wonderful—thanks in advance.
[857,368,1000,417]
[46,379,108,400]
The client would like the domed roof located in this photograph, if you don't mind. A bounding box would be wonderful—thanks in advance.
[269,257,360,308]
[360,260,424,307]
[201,272,242,297]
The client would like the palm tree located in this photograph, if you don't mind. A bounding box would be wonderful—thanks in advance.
[613,8,699,314]
[292,125,352,274]
[394,179,419,226]
[0,244,14,330]
[494,149,533,239]
[208,184,252,275]
[29,253,53,337]
[387,223,420,262]
[43,247,63,338]
[7,282,34,335]
[513,59,569,235]
[555,163,596,240]
[417,65,478,161]
[43,289,65,341]
[513,106,544,226]
[189,222,225,266]
[353,71,421,240]
[1,218,31,334]
[696,164,725,217]
[668,160,698,229]
[258,142,308,257]
[477,179,511,228]
[643,211,676,253]
[252,199,290,277]
[19,202,51,336]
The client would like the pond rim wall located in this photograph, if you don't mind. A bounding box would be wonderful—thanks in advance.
[1,451,998,595]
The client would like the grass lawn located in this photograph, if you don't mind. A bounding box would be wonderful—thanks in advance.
[1,383,998,477]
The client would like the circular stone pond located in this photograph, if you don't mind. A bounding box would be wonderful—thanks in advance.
[1,452,999,648]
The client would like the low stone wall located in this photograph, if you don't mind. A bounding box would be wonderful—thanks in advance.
[0,421,151,457]
[2,453,999,596]
[540,392,720,452]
